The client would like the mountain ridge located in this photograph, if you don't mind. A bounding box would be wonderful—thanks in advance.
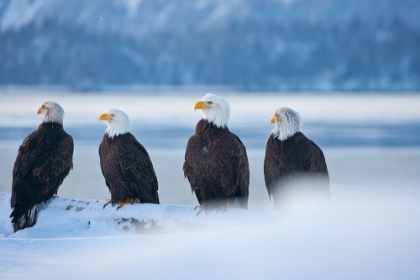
[0,0,419,91]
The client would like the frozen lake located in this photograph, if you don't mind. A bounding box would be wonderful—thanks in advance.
[1,90,419,208]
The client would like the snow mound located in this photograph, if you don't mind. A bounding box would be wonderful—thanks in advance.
[1,191,420,279]
[0,192,276,238]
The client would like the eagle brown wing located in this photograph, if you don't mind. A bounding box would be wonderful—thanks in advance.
[264,132,329,199]
[11,128,74,222]
[183,135,199,192]
[229,135,249,208]
[118,134,159,204]
[183,122,249,209]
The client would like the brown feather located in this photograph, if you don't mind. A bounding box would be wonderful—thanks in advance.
[264,132,330,208]
[99,133,159,205]
[183,120,249,209]
[10,122,74,231]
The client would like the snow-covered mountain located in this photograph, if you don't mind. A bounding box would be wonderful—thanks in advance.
[0,0,419,91]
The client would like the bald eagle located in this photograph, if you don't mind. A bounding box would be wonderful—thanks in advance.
[264,107,330,209]
[99,109,159,209]
[10,102,74,232]
[183,94,249,209]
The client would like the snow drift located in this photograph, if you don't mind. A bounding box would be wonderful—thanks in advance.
[1,191,420,279]
[0,192,276,238]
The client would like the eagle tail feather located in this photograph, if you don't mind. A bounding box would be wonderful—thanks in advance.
[11,203,43,232]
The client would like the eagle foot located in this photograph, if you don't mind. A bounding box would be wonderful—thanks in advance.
[117,198,134,210]
[195,205,210,216]
[103,199,113,209]
[219,200,236,212]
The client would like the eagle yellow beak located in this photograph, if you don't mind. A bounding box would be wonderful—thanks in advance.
[99,113,113,121]
[194,101,211,112]
[37,107,43,115]
[270,115,276,125]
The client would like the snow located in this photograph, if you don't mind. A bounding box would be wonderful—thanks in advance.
[0,192,274,239]
[118,0,144,18]
[0,0,49,32]
[1,191,420,279]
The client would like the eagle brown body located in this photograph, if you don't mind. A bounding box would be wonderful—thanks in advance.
[10,122,74,232]
[264,131,330,208]
[99,132,159,205]
[184,119,249,209]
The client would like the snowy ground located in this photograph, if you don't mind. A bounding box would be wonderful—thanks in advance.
[0,192,276,239]
[1,91,420,279]
[1,191,420,279]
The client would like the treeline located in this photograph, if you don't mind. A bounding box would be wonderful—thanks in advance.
[0,13,419,91]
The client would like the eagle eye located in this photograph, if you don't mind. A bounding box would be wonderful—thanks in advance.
[110,114,115,117]
[207,101,213,105]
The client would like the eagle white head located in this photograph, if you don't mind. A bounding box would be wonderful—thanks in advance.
[194,93,230,128]
[99,109,130,138]
[270,107,301,141]
[37,101,65,125]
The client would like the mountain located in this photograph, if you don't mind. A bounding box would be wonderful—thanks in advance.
[0,0,419,91]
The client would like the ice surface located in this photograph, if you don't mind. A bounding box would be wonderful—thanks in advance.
[1,92,420,128]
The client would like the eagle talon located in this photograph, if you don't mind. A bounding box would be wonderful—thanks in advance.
[116,198,134,210]
[196,205,210,216]
[219,200,236,212]
[103,199,112,209]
